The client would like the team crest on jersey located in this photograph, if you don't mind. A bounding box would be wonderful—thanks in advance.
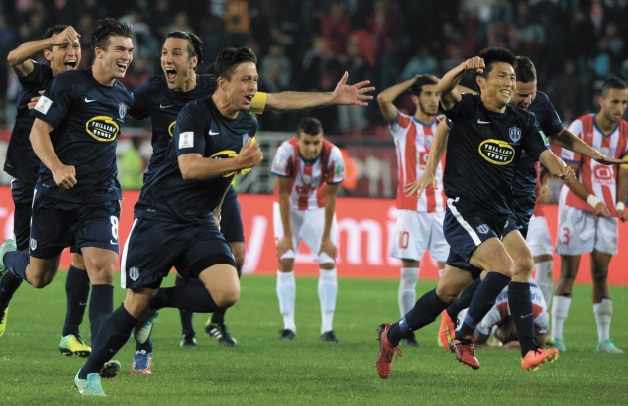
[128,266,139,281]
[478,139,515,165]
[86,116,120,142]
[242,134,251,146]
[119,102,129,120]
[168,121,176,137]
[508,126,521,143]
[29,238,37,251]
[476,224,489,234]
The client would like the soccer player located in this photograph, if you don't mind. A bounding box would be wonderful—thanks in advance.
[71,46,263,396]
[553,76,628,354]
[126,31,374,372]
[374,47,574,378]
[1,25,93,357]
[0,17,134,378]
[376,75,448,347]
[430,56,623,354]
[271,117,345,342]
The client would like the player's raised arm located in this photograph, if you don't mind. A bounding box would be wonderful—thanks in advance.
[264,71,374,112]
[438,57,484,111]
[552,127,627,165]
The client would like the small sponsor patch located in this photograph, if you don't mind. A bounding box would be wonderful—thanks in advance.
[34,95,53,114]
[179,131,194,149]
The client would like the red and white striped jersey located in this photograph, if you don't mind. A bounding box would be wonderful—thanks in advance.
[271,136,345,210]
[390,112,446,212]
[561,114,628,216]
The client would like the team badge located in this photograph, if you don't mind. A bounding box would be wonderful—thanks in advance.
[119,102,128,120]
[30,238,37,251]
[129,266,139,281]
[508,126,521,143]
[476,224,489,234]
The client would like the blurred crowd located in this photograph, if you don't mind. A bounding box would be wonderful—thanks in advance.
[1,0,628,135]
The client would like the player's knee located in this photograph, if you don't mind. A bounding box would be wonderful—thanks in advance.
[29,274,54,289]
[214,285,241,309]
[434,286,459,304]
[513,258,534,278]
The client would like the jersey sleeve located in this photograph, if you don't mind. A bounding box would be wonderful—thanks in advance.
[326,146,345,184]
[31,72,74,128]
[129,79,152,119]
[536,91,564,136]
[388,111,410,140]
[521,114,550,161]
[270,143,293,177]
[562,120,583,164]
[442,93,475,121]
[173,101,208,156]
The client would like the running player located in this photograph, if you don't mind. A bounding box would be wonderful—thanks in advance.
[271,117,345,342]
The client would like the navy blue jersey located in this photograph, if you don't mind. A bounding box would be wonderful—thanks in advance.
[3,61,54,183]
[443,93,549,215]
[135,95,257,223]
[129,74,217,170]
[511,90,565,211]
[31,68,133,202]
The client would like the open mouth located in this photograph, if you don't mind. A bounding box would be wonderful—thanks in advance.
[64,59,77,69]
[165,67,177,82]
[244,94,254,104]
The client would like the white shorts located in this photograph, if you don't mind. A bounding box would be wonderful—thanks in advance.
[555,205,618,256]
[526,215,553,257]
[390,209,449,263]
[273,202,337,264]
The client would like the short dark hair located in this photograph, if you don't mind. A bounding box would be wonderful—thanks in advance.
[165,31,204,66]
[478,47,516,78]
[91,18,133,51]
[601,76,627,97]
[515,55,537,83]
[297,117,323,136]
[410,74,439,96]
[214,47,257,80]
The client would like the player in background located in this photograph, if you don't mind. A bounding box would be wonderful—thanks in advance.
[271,117,345,342]
[376,75,448,347]
[553,76,628,354]
[1,25,93,357]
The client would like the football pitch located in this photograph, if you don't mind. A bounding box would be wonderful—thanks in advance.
[1,273,626,405]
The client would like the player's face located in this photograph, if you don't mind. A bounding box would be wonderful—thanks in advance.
[511,80,537,111]
[416,84,440,117]
[297,132,324,160]
[161,38,197,90]
[479,62,515,107]
[599,88,628,124]
[222,62,258,111]
[46,39,81,76]
[95,35,134,81]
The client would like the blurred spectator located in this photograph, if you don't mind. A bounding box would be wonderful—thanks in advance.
[548,59,588,125]
[319,1,352,55]
[118,136,146,190]
[224,0,250,47]
[147,0,173,40]
[401,46,439,80]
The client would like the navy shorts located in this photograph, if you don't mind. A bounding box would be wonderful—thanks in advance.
[443,199,507,273]
[503,204,532,239]
[121,217,236,289]
[29,192,121,259]
[220,186,244,243]
[10,179,35,251]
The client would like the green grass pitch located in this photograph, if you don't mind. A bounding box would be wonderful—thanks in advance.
[1,273,626,405]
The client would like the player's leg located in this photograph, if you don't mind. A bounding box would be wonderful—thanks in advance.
[390,210,421,320]
[273,202,299,340]
[176,275,196,347]
[591,217,623,353]
[60,252,92,357]
[554,206,593,351]
[527,215,554,309]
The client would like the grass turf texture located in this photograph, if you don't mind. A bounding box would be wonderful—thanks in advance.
[1,273,626,405]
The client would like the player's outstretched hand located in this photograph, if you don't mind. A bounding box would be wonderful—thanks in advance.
[51,163,77,189]
[592,152,627,165]
[403,170,438,198]
[332,71,375,106]
[236,140,263,170]
[28,90,45,110]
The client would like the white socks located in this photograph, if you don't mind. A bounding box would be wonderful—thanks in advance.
[534,261,553,308]
[398,267,419,317]
[318,268,338,334]
[551,295,572,339]
[593,298,612,342]
[276,271,296,332]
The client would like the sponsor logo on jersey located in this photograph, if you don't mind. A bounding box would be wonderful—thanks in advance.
[86,116,120,142]
[478,139,515,165]
[168,121,176,137]
[210,150,239,177]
